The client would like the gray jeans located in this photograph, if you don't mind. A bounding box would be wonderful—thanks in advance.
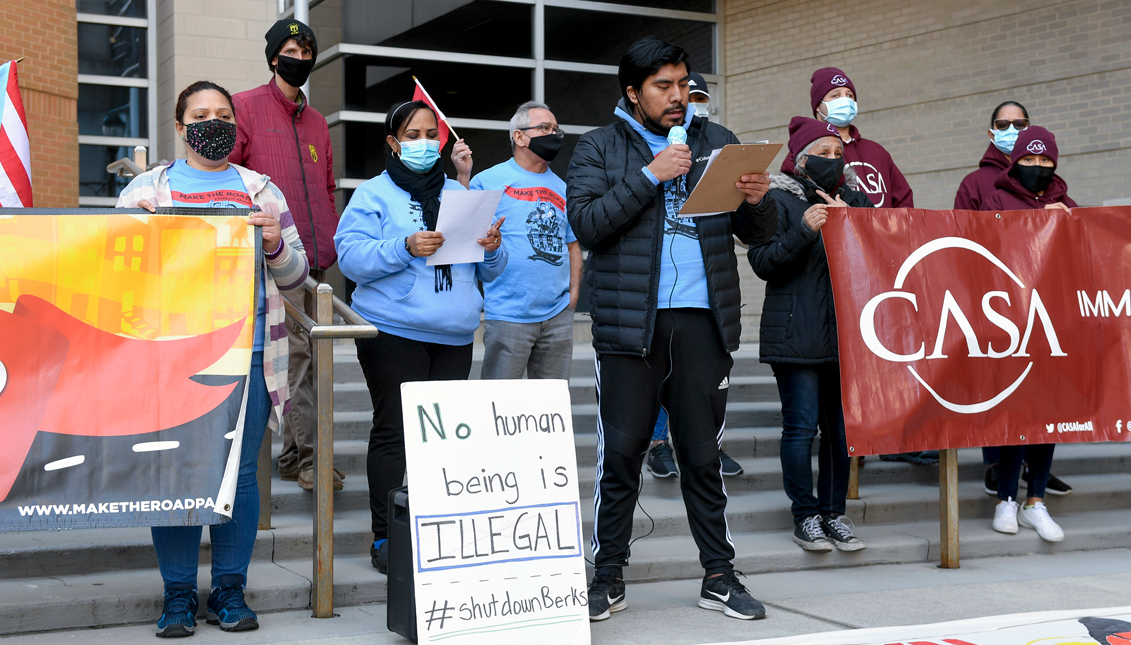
[279,281,317,473]
[480,307,574,380]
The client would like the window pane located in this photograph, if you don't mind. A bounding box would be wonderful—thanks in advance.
[79,144,131,197]
[78,23,147,77]
[344,55,531,121]
[78,85,148,137]
[76,0,146,18]
[595,0,715,11]
[342,0,532,58]
[545,71,621,127]
[545,7,714,73]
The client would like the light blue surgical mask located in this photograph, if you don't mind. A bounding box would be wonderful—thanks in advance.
[993,125,1021,154]
[692,102,710,119]
[821,96,857,127]
[398,139,441,172]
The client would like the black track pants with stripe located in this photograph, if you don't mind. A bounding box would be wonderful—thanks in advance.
[591,308,736,576]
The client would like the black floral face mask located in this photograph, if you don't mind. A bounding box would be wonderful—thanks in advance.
[183,119,237,161]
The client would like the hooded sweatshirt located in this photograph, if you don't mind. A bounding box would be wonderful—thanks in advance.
[334,172,509,345]
[780,124,912,208]
[982,126,1077,211]
[954,142,1011,210]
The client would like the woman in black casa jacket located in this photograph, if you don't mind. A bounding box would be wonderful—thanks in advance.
[749,116,872,554]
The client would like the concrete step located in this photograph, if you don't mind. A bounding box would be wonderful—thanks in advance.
[270,439,1131,502]
[5,507,1131,635]
[330,375,781,412]
[324,401,784,439]
[331,345,772,384]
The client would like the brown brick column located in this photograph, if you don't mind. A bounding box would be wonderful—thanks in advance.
[0,0,78,208]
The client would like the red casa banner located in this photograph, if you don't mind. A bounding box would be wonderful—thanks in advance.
[823,206,1131,456]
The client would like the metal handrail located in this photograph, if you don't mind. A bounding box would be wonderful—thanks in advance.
[265,276,377,619]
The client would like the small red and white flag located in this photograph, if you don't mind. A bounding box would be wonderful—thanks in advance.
[412,76,458,151]
[0,60,32,207]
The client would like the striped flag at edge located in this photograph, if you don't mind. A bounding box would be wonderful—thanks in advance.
[0,60,33,207]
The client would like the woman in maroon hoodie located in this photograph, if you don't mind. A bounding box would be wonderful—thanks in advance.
[983,126,1076,212]
[983,125,1071,544]
[954,101,1029,210]
[783,67,914,209]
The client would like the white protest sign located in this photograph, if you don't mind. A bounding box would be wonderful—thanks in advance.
[401,379,590,645]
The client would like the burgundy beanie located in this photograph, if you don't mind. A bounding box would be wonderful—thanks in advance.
[810,67,855,116]
[787,116,842,163]
[1011,126,1058,167]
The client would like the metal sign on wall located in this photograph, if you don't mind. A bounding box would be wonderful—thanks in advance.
[823,206,1131,455]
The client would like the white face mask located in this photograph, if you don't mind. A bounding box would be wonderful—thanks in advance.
[692,103,710,119]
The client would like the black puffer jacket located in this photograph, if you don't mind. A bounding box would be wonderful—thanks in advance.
[749,172,873,364]
[566,105,778,355]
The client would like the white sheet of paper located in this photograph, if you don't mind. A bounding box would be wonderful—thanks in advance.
[683,148,727,217]
[426,190,504,266]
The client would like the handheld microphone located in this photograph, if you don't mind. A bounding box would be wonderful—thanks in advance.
[667,125,687,146]
[666,125,688,196]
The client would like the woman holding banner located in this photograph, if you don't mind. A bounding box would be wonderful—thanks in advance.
[117,80,310,637]
[956,103,1074,500]
[334,100,508,576]
[749,117,872,553]
[982,126,1074,543]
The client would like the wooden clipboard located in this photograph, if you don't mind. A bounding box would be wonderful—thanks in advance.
[679,143,783,216]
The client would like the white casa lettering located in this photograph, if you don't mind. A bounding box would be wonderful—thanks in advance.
[861,288,1066,361]
[1077,290,1131,317]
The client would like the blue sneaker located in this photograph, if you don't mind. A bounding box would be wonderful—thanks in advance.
[156,587,198,638]
[206,582,258,632]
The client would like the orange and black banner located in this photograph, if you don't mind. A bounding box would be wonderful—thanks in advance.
[0,208,259,530]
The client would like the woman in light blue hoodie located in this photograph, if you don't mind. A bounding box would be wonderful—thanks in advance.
[335,100,507,573]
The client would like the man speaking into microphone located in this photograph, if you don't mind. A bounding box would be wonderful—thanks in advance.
[567,37,777,622]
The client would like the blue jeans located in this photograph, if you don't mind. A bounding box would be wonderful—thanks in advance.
[998,443,1054,501]
[652,407,669,441]
[151,352,270,593]
[772,363,851,525]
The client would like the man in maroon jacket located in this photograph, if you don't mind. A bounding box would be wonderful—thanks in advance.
[230,18,340,491]
[783,67,914,209]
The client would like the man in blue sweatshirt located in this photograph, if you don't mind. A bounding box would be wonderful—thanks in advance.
[472,101,581,381]
[566,37,777,623]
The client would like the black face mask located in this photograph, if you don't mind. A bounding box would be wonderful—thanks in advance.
[801,155,845,194]
[184,119,237,161]
[526,134,563,162]
[1012,163,1056,194]
[275,55,315,88]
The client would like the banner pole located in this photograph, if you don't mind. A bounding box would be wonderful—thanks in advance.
[312,282,336,618]
[847,456,860,500]
[939,448,960,568]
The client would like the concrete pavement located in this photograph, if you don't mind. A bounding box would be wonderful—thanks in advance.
[5,548,1128,644]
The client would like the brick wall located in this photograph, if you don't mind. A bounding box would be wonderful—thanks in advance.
[724,0,1131,209]
[0,0,78,207]
[155,0,277,162]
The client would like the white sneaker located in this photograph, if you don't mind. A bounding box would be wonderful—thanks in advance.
[1018,501,1064,542]
[992,499,1019,534]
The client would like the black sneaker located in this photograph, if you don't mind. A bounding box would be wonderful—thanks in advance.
[646,442,678,478]
[587,572,626,621]
[984,464,999,496]
[1023,466,1072,496]
[698,570,766,620]
[205,581,258,632]
[821,515,867,552]
[792,515,833,552]
[156,587,198,638]
[719,450,743,477]
[371,539,388,574]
